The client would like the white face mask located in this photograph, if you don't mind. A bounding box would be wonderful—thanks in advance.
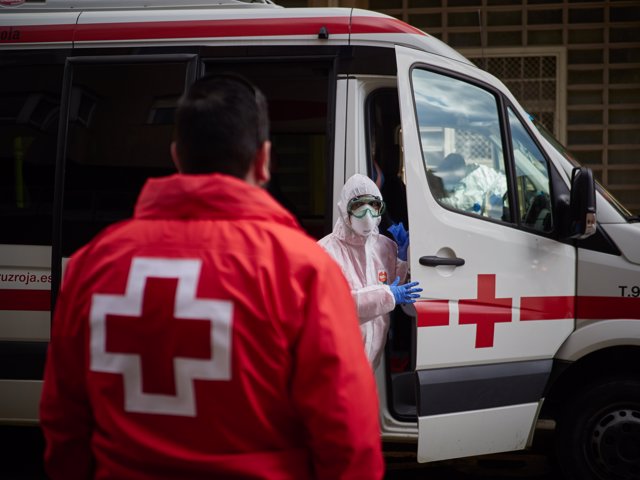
[350,206,378,237]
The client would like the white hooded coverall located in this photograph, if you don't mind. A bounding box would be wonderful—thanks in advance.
[318,174,408,369]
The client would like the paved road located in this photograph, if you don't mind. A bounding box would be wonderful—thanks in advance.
[0,425,566,479]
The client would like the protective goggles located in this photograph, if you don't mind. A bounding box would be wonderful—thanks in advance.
[347,195,386,218]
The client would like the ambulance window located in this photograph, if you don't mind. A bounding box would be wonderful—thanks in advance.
[204,60,331,239]
[412,69,509,222]
[61,62,184,256]
[0,61,62,246]
[508,108,553,233]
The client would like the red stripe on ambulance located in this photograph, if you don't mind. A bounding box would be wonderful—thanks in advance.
[417,294,639,328]
[576,296,640,320]
[415,300,449,327]
[1,24,75,44]
[415,274,640,348]
[0,289,50,311]
[350,16,427,36]
[2,15,428,46]
[520,295,574,321]
[74,17,351,42]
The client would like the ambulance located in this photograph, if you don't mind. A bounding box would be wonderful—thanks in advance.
[1,1,639,479]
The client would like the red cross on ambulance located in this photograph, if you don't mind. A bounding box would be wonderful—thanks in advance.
[414,273,576,364]
[459,274,511,348]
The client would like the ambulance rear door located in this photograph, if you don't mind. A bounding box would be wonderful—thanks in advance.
[395,45,576,462]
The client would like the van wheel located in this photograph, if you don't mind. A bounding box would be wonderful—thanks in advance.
[555,377,640,480]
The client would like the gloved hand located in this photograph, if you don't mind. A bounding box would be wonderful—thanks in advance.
[387,222,410,261]
[389,276,422,305]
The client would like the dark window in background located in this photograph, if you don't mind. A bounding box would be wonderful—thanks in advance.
[61,62,187,256]
[205,60,331,239]
[0,58,64,246]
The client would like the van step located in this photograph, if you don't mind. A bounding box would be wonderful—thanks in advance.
[391,372,417,419]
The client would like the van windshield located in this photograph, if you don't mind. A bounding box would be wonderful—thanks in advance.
[531,115,638,222]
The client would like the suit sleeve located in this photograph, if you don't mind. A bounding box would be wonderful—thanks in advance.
[395,258,408,284]
[352,240,407,321]
[352,284,395,321]
[40,251,95,480]
[290,254,384,480]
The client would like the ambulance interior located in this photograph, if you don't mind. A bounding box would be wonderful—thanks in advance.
[365,88,416,421]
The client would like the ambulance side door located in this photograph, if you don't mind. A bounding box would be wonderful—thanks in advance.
[395,45,576,462]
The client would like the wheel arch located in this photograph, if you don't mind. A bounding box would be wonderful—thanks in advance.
[541,345,640,419]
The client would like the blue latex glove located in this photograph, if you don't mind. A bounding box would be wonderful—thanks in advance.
[389,276,422,305]
[387,222,410,261]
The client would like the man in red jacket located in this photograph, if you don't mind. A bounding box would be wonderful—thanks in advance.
[40,75,384,480]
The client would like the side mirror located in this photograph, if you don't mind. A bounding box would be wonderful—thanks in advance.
[568,167,596,239]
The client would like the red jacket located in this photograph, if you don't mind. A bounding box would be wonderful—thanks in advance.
[40,173,384,480]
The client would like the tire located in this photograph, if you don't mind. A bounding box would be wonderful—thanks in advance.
[555,376,640,480]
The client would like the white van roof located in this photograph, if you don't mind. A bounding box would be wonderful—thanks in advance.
[0,3,472,65]
[0,0,280,10]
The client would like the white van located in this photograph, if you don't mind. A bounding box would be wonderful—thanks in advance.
[1,2,639,479]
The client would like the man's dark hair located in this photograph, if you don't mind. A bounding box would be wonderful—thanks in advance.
[174,74,269,177]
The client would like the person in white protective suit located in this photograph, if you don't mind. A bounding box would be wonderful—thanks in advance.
[438,153,507,216]
[318,174,422,369]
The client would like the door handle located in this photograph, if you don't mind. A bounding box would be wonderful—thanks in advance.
[419,255,465,267]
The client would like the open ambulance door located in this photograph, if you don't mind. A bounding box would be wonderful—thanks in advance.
[395,45,576,462]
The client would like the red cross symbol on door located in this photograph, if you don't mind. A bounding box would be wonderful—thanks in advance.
[459,274,512,348]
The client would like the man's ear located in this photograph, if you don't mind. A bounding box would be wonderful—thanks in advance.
[248,141,271,186]
[170,141,182,172]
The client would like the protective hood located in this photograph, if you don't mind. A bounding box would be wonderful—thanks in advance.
[334,174,383,244]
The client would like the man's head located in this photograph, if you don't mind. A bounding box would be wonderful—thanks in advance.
[171,74,271,185]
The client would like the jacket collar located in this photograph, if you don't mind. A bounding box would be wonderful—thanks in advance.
[134,173,299,229]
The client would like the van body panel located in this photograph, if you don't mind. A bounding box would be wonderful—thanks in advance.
[594,191,627,224]
[396,44,575,366]
[576,247,640,300]
[417,403,538,462]
[556,320,640,362]
[332,77,348,221]
[396,43,577,459]
[1,6,471,66]
[0,245,52,342]
[416,360,551,416]
[603,223,640,265]
[0,380,42,425]
[0,312,50,342]
[0,12,78,49]
[0,244,51,268]
[553,245,640,361]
